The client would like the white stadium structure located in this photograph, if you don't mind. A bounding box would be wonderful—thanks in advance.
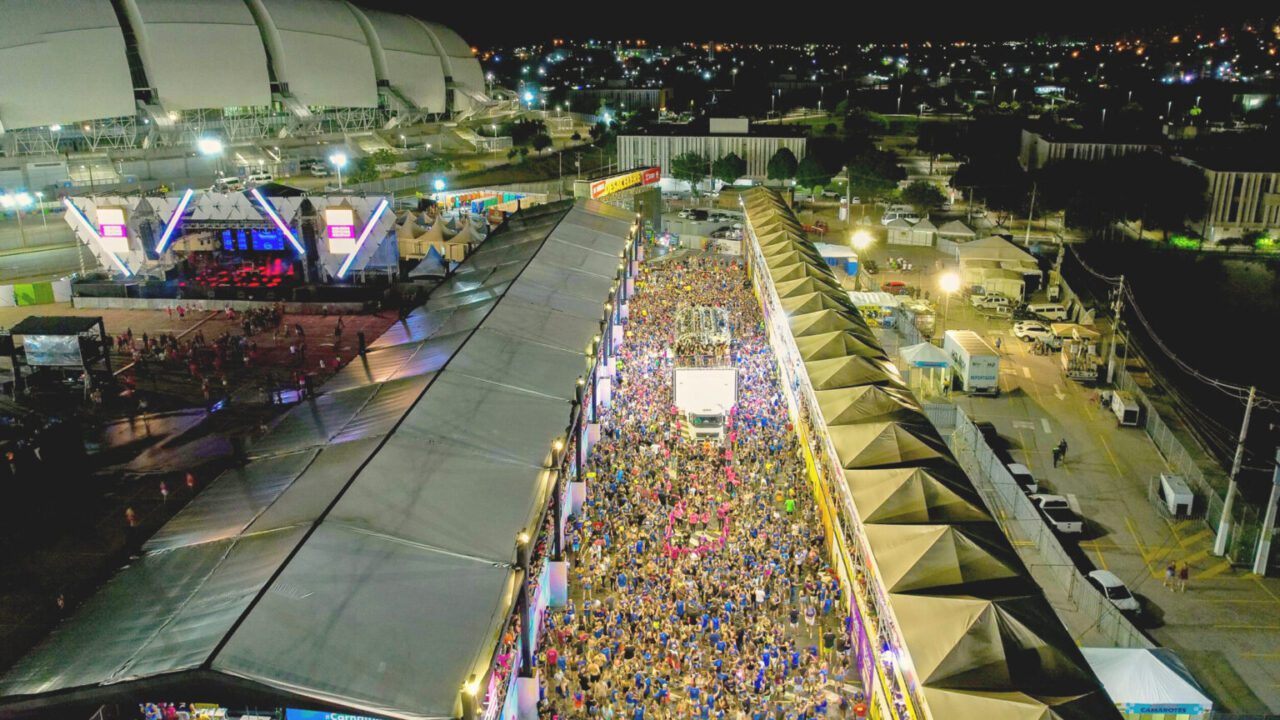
[0,0,487,160]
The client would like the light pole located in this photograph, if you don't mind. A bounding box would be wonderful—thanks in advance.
[197,136,224,178]
[938,271,961,339]
[732,67,738,88]
[0,192,33,248]
[35,191,48,235]
[330,152,347,190]
[400,134,407,150]
[850,229,873,291]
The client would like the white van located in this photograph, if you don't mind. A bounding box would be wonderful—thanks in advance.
[1026,302,1068,321]
[214,176,243,191]
[970,294,1012,311]
[246,171,274,185]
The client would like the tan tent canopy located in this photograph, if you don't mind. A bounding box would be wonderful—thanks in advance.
[770,261,836,283]
[795,330,887,362]
[789,308,865,337]
[865,524,1022,593]
[844,466,990,524]
[826,421,948,468]
[780,292,859,318]
[775,275,844,299]
[814,385,920,424]
[804,355,902,390]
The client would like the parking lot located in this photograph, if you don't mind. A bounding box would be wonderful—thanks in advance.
[931,291,1280,715]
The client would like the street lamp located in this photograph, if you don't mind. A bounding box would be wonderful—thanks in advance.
[197,136,225,177]
[938,271,961,339]
[850,229,873,290]
[400,134,407,150]
[329,152,348,190]
[34,191,48,234]
[433,178,446,193]
[0,192,34,247]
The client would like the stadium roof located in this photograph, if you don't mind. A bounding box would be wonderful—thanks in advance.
[742,187,1121,720]
[0,0,483,130]
[0,199,634,720]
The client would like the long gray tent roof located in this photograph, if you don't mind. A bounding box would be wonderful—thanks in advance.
[0,200,634,720]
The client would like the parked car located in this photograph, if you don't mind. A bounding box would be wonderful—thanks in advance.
[849,196,862,205]
[1006,463,1038,493]
[880,280,912,296]
[1087,570,1141,613]
[213,176,243,191]
[820,190,841,199]
[246,171,273,185]
[310,165,333,177]
[1042,506,1083,534]
[1013,321,1059,346]
[862,259,879,275]
[970,294,1013,311]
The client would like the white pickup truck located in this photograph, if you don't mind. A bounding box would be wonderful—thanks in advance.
[1030,494,1083,534]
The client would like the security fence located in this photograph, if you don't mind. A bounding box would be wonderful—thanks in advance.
[926,402,1154,649]
[1113,365,1262,565]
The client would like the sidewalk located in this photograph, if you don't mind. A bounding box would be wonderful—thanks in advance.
[923,299,1280,714]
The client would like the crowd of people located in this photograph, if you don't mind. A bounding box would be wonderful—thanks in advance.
[536,254,863,719]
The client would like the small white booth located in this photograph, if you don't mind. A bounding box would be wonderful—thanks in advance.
[1082,647,1213,720]
[898,341,952,399]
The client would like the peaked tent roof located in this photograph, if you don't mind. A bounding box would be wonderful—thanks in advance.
[826,421,950,468]
[780,292,860,318]
[795,331,888,362]
[844,466,990,525]
[937,219,978,238]
[0,200,634,720]
[958,235,1038,265]
[740,186,1120,720]
[900,341,952,368]
[1081,648,1213,713]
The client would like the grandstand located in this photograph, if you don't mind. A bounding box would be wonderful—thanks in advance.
[0,0,489,188]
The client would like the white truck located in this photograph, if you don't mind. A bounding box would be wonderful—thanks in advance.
[944,330,1000,396]
[673,366,738,443]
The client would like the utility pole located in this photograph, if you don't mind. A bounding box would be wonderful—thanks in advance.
[1252,448,1280,576]
[966,187,974,224]
[1106,275,1125,385]
[1215,386,1257,557]
[1025,181,1037,245]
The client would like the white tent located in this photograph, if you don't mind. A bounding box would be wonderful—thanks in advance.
[1081,648,1213,719]
[899,342,952,399]
[814,242,857,259]
[848,291,901,309]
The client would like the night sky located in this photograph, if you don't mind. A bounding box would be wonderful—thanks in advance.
[358,4,1265,44]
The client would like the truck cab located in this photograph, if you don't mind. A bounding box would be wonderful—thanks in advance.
[683,407,727,442]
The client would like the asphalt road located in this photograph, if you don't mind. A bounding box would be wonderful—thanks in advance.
[0,244,93,284]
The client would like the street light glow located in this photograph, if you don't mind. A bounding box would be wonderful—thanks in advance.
[196,137,223,156]
[850,230,873,251]
[329,152,348,169]
[433,178,446,192]
[939,271,961,294]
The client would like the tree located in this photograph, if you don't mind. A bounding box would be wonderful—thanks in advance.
[671,151,709,190]
[711,152,747,185]
[901,181,946,213]
[507,148,520,161]
[795,154,832,190]
[371,149,398,170]
[415,156,451,174]
[846,148,905,201]
[347,157,379,184]
[531,133,554,154]
[766,147,798,183]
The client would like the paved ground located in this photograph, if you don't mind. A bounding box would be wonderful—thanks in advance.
[0,302,400,674]
[925,281,1280,714]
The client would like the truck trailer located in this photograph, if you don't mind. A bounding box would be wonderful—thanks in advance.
[944,330,1000,396]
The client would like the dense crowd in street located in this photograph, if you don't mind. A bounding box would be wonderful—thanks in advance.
[537,254,862,719]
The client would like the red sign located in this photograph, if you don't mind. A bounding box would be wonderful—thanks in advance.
[589,167,661,199]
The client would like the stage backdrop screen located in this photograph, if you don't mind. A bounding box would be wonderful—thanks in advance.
[24,335,85,367]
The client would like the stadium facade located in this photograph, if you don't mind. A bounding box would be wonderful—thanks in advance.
[0,0,487,159]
